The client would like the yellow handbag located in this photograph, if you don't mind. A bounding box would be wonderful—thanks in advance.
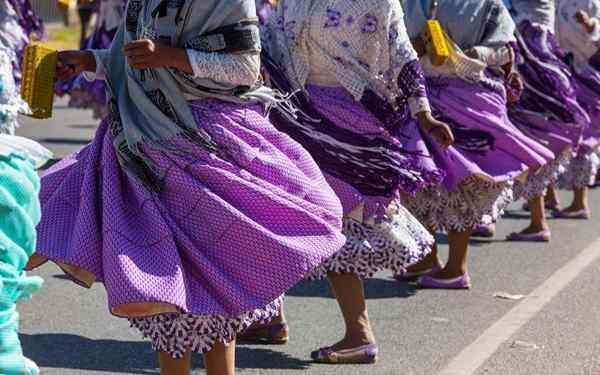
[20,43,58,119]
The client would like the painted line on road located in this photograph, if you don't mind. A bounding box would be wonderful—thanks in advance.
[438,237,600,375]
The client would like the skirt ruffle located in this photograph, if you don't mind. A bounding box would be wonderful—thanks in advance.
[514,150,571,201]
[129,297,282,358]
[558,150,600,190]
[307,202,433,279]
[404,176,514,232]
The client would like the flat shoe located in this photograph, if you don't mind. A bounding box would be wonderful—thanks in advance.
[552,208,590,219]
[311,343,378,364]
[237,322,289,345]
[418,273,471,290]
[506,229,551,242]
[472,223,496,238]
[394,261,443,281]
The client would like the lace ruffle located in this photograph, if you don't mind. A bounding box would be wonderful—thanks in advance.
[404,176,514,232]
[129,296,283,359]
[557,151,600,190]
[513,151,571,201]
[307,202,433,279]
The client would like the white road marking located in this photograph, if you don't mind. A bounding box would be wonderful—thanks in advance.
[438,237,600,375]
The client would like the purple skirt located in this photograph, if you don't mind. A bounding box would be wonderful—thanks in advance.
[32,99,346,353]
[509,21,589,157]
[402,77,554,231]
[558,67,600,190]
[301,85,435,278]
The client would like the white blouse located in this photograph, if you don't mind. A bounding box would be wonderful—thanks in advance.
[511,0,556,31]
[264,0,431,117]
[557,0,600,67]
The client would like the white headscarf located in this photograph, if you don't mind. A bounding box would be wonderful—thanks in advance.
[557,0,600,67]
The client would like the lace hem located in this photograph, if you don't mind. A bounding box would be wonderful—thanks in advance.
[557,151,600,190]
[307,202,433,280]
[403,176,514,232]
[129,297,283,359]
[513,151,571,201]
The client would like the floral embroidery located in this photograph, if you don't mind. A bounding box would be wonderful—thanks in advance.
[341,41,350,48]
[346,16,354,25]
[325,8,342,28]
[362,14,378,33]
[388,24,398,45]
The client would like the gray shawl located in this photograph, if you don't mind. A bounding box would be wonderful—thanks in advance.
[403,0,516,49]
[104,0,275,190]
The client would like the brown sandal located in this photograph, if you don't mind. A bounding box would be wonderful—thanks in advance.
[237,322,289,345]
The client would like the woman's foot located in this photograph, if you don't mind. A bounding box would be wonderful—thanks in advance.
[506,224,551,242]
[311,335,377,364]
[395,258,443,280]
[237,321,289,345]
[472,223,496,238]
[400,252,442,280]
[552,206,591,219]
[419,272,471,289]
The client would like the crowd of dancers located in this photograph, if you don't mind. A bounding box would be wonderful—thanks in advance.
[1,0,600,374]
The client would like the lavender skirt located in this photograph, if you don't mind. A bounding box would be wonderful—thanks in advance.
[32,99,346,356]
[301,85,437,278]
[508,22,593,199]
[402,77,554,231]
[558,67,600,189]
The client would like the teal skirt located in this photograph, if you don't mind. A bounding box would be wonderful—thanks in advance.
[0,153,43,375]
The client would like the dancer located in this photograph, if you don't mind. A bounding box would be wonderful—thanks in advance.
[555,0,600,218]
[26,1,346,374]
[399,0,556,285]
[0,0,43,87]
[0,47,52,375]
[260,0,451,362]
[56,0,125,119]
[506,0,590,239]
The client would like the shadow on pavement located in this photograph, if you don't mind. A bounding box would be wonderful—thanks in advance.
[21,333,310,373]
[21,333,157,374]
[287,278,418,299]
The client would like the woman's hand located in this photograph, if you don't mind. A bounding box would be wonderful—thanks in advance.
[411,36,427,58]
[416,111,454,148]
[123,39,194,74]
[575,10,596,33]
[56,50,96,81]
[506,71,523,104]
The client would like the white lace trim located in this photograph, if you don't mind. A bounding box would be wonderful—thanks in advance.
[307,202,433,279]
[185,50,260,87]
[403,176,514,231]
[129,296,283,359]
[513,151,572,201]
[558,150,600,190]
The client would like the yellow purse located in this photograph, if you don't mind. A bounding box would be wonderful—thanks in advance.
[422,19,450,67]
[57,0,72,12]
[20,43,58,119]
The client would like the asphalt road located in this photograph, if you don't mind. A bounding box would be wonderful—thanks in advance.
[16,99,600,375]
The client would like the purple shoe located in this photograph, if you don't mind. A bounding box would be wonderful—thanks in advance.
[552,208,591,220]
[472,223,496,238]
[418,273,472,290]
[311,343,378,364]
[394,261,443,281]
[506,229,551,242]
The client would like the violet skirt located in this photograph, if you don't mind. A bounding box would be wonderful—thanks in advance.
[402,76,554,231]
[301,85,438,279]
[32,99,346,357]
